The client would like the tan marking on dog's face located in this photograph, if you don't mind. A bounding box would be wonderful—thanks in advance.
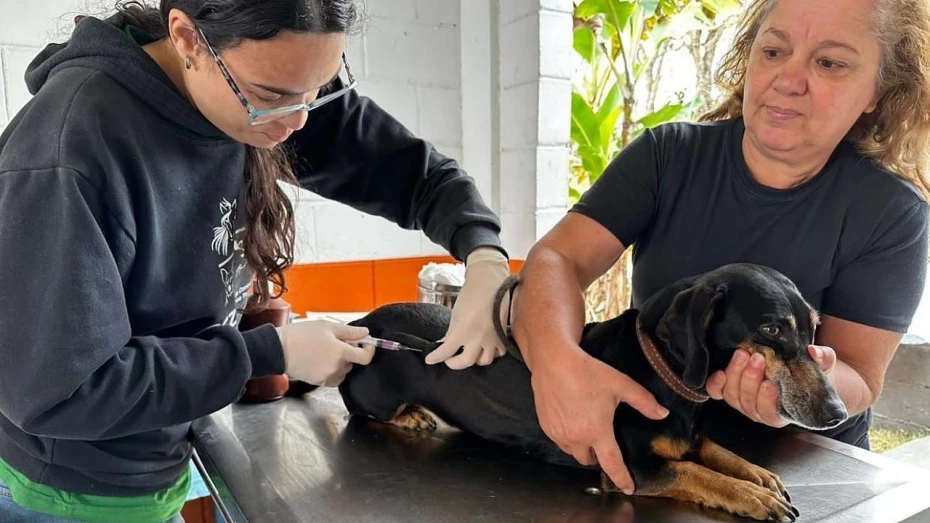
[779,358,846,429]
[651,436,692,460]
[785,359,822,393]
[787,315,796,330]
[737,342,786,383]
[809,310,821,340]
[737,341,846,430]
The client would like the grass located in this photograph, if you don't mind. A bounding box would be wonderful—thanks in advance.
[869,426,930,454]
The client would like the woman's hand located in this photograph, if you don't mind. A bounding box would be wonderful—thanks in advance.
[705,345,837,427]
[530,345,669,494]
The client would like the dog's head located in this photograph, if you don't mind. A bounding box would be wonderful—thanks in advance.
[640,263,847,431]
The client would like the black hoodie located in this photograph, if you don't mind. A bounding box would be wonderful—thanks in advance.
[0,17,502,496]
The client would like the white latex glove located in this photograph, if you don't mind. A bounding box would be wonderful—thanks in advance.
[426,247,511,370]
[276,321,376,387]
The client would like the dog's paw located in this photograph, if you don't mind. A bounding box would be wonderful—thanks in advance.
[718,481,798,522]
[731,461,791,503]
[388,404,437,432]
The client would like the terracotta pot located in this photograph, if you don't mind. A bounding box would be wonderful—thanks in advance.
[238,296,292,403]
[240,374,291,404]
[238,296,291,330]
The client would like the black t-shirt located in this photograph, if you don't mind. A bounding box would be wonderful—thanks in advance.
[572,117,928,446]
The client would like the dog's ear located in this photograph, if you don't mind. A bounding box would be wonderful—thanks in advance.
[655,283,726,389]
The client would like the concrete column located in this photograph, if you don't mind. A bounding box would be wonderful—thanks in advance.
[497,0,573,258]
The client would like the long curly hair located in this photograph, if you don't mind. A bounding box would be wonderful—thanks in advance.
[701,0,930,199]
[111,0,358,308]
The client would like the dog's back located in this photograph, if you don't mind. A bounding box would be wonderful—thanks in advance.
[340,302,578,466]
[338,301,683,470]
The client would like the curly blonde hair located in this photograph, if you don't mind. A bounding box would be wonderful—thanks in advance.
[702,0,930,199]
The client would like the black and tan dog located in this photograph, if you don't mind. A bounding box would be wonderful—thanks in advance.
[334,263,848,522]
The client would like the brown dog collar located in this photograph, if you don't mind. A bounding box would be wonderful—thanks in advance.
[635,319,710,404]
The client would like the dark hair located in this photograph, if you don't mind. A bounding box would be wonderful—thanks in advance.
[112,0,359,309]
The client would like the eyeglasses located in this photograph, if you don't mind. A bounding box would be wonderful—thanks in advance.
[197,28,358,126]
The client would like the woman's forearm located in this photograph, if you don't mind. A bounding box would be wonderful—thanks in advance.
[830,358,878,417]
[512,246,588,371]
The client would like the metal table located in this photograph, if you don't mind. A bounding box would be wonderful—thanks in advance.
[191,388,930,523]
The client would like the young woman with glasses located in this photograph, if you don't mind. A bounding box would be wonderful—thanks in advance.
[0,1,511,521]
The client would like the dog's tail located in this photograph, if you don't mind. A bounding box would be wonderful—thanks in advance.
[492,274,524,363]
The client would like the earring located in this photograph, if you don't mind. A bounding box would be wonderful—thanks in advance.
[185,57,192,70]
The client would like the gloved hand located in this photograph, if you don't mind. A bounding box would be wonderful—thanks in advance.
[276,321,376,387]
[426,247,511,370]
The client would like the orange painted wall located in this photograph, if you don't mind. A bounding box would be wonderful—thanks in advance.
[282,256,524,314]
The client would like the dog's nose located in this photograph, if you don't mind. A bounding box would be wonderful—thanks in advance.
[821,400,848,429]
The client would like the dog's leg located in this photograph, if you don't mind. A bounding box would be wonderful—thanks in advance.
[695,436,790,502]
[602,461,797,522]
[387,403,438,432]
[641,461,797,522]
[599,436,797,522]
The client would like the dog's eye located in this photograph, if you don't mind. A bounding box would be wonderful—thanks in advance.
[761,324,780,337]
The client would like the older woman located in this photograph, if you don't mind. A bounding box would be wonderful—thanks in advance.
[512,0,930,495]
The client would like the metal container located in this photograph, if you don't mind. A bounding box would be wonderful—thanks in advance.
[417,279,461,309]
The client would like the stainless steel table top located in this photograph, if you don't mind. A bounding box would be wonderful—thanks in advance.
[191,388,930,523]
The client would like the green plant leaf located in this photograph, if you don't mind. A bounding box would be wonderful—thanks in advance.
[596,83,621,120]
[648,1,710,44]
[569,186,582,202]
[599,107,622,155]
[605,0,636,33]
[577,144,607,180]
[588,154,609,183]
[680,95,704,115]
[637,101,684,128]
[701,0,742,17]
[573,26,598,63]
[571,92,602,150]
[600,18,616,52]
[639,0,660,18]
[658,0,680,16]
[576,0,637,32]
[576,0,606,18]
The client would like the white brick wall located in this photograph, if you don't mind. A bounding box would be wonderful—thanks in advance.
[290,0,575,262]
[497,0,574,258]
[0,0,86,131]
[0,49,7,126]
[292,0,466,262]
[460,0,494,204]
[2,47,41,120]
[0,0,574,263]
